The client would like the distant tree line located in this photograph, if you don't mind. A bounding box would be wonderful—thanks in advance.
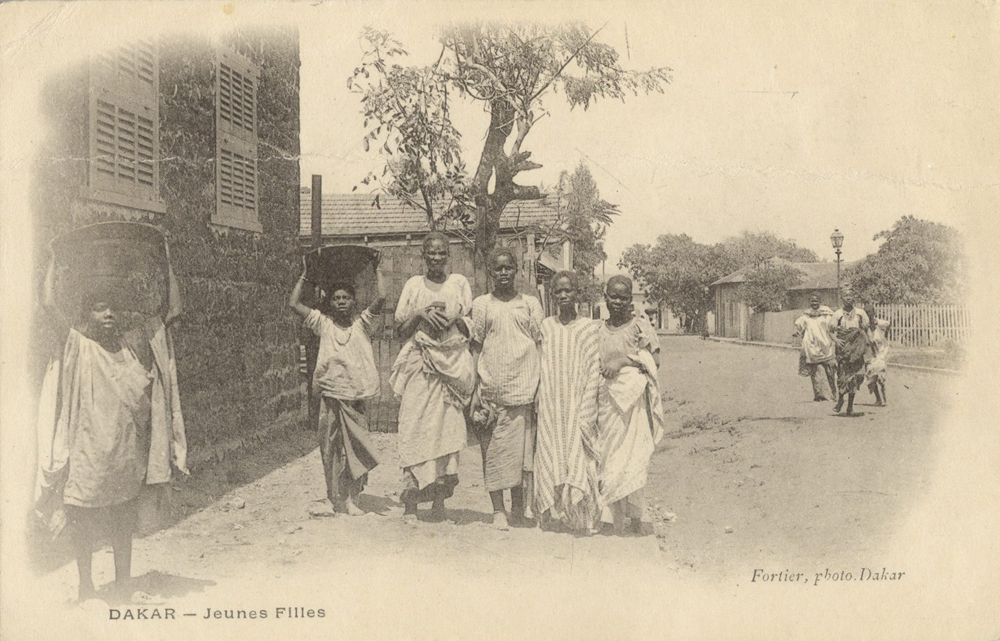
[845,216,966,305]
[620,230,818,331]
[620,216,966,332]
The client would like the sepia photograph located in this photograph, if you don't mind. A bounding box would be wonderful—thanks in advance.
[1,2,998,639]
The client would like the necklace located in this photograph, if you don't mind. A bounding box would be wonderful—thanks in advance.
[331,319,353,346]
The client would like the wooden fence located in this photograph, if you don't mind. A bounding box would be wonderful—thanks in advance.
[744,304,972,349]
[748,309,801,346]
[873,304,971,348]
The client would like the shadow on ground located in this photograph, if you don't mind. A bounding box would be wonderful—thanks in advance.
[28,413,320,575]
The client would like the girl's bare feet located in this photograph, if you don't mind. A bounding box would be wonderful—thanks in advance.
[403,503,417,524]
[402,502,418,524]
[491,511,510,531]
[344,495,364,516]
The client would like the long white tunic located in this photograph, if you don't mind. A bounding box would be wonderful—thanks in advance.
[390,274,474,489]
[794,308,835,364]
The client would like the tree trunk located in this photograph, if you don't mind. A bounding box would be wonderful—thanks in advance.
[469,99,541,287]
[471,101,512,279]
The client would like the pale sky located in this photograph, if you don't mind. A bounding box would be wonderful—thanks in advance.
[297,2,999,269]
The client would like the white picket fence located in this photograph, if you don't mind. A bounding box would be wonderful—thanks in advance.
[873,304,970,348]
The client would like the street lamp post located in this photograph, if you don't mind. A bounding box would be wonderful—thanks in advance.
[830,228,844,306]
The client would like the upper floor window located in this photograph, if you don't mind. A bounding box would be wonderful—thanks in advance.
[87,39,164,212]
[213,48,261,233]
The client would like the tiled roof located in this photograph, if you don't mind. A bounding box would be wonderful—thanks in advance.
[711,258,857,290]
[299,192,563,238]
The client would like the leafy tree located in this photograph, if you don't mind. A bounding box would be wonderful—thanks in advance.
[621,230,818,330]
[739,263,804,312]
[845,216,966,304]
[620,234,727,332]
[553,162,618,304]
[719,230,819,268]
[349,29,468,228]
[350,23,670,269]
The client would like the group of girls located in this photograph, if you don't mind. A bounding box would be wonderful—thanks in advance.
[292,231,664,535]
[794,288,890,416]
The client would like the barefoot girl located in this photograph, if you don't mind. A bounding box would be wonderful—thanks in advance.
[390,232,475,522]
[534,271,603,533]
[597,275,664,535]
[470,247,544,529]
[35,232,186,603]
[289,256,385,515]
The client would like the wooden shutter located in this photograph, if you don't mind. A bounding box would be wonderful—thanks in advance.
[219,147,257,213]
[88,39,161,207]
[215,48,261,232]
[219,60,256,139]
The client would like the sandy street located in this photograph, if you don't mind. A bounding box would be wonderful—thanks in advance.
[650,337,951,577]
[30,336,953,610]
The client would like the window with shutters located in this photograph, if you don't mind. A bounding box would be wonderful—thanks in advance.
[86,39,165,213]
[214,49,261,232]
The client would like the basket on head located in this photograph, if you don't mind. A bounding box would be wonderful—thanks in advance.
[49,222,173,324]
[303,245,381,311]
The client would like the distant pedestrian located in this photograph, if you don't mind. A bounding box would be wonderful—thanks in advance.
[596,275,664,535]
[470,247,544,530]
[863,303,890,406]
[794,293,837,401]
[390,232,475,522]
[289,256,385,516]
[831,289,870,415]
[533,271,603,534]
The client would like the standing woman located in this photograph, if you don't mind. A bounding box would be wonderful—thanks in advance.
[469,247,544,529]
[390,232,475,522]
[597,275,665,535]
[534,271,603,533]
[831,288,870,415]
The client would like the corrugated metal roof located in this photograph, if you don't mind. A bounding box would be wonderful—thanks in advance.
[711,258,857,290]
[300,192,563,237]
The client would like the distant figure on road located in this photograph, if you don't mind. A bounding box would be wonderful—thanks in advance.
[469,247,545,530]
[831,289,870,416]
[794,293,837,401]
[289,256,385,516]
[597,275,664,535]
[533,271,603,534]
[390,232,475,523]
[863,303,890,406]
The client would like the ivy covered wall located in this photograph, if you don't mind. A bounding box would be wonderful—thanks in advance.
[32,28,305,467]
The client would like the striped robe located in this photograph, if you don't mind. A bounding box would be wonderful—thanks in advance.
[534,316,602,530]
[471,293,544,492]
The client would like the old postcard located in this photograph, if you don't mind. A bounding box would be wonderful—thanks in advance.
[1,1,998,639]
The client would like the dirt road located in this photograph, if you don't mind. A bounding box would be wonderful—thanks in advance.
[648,337,951,579]
[30,336,953,612]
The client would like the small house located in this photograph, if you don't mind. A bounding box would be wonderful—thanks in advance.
[711,259,855,339]
[299,191,571,310]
